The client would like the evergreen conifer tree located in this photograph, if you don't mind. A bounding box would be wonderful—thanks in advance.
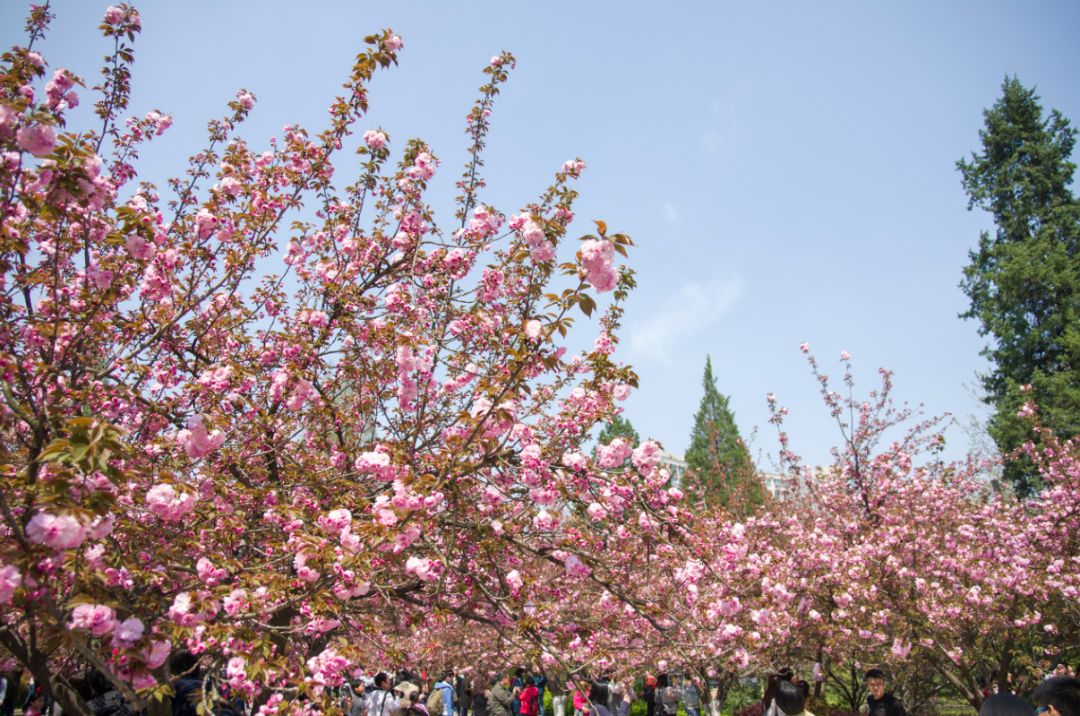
[958,76,1080,496]
[684,356,764,512]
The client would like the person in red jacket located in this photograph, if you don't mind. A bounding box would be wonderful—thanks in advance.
[519,680,540,716]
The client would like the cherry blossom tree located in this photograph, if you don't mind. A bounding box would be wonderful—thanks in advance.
[0,4,692,714]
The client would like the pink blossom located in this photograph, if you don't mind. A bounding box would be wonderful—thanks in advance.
[586,503,608,521]
[176,415,225,459]
[405,556,441,582]
[217,176,242,197]
[307,647,350,689]
[515,215,555,264]
[525,319,542,341]
[363,129,387,150]
[579,239,617,292]
[799,341,810,353]
[631,440,661,471]
[196,557,227,586]
[354,449,394,479]
[130,671,156,691]
[0,106,18,141]
[564,554,591,579]
[385,35,403,51]
[562,451,587,471]
[533,509,559,531]
[168,592,194,625]
[562,159,586,176]
[319,508,352,534]
[113,617,144,645]
[26,512,86,550]
[236,91,255,110]
[0,564,21,605]
[103,6,125,24]
[16,124,55,157]
[506,570,523,592]
[69,603,117,636]
[597,437,632,468]
[226,656,250,692]
[490,56,504,67]
[143,639,170,669]
[146,483,197,522]
[125,234,155,260]
[144,110,172,135]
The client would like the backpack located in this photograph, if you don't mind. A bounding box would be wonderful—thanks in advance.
[427,689,446,715]
[660,687,679,715]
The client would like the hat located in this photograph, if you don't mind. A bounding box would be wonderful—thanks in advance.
[397,682,420,700]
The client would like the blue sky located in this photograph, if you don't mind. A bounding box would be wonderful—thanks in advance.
[6,1,1079,468]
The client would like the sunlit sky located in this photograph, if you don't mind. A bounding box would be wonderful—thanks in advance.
[6,1,1079,468]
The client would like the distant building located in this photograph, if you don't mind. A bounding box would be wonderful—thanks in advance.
[657,450,687,488]
[759,471,801,500]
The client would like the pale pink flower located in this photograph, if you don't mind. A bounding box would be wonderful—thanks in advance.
[113,617,144,645]
[597,437,632,468]
[143,639,171,669]
[562,159,586,176]
[0,564,21,605]
[26,512,86,550]
[631,441,662,472]
[125,234,155,260]
[131,671,156,691]
[176,415,225,459]
[405,556,441,582]
[506,570,523,592]
[384,35,403,51]
[69,603,118,636]
[103,6,125,24]
[16,124,55,157]
[363,129,387,150]
[236,91,255,110]
[146,483,197,522]
[564,554,591,578]
[533,509,559,531]
[579,239,617,292]
[525,319,542,341]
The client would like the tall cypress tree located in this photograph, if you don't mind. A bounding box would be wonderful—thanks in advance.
[958,77,1080,496]
[684,356,764,513]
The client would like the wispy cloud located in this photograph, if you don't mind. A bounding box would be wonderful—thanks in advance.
[628,278,744,363]
[663,202,679,224]
[700,93,746,156]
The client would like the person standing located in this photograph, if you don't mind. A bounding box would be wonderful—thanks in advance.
[457,673,473,716]
[643,676,657,716]
[490,674,516,716]
[434,674,456,716]
[774,681,814,716]
[369,673,404,716]
[573,682,590,716]
[533,672,548,716]
[471,676,490,716]
[1033,676,1080,716]
[656,676,679,716]
[682,678,702,716]
[864,670,906,716]
[520,680,540,716]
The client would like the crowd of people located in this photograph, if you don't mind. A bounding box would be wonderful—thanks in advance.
[0,660,1076,716]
